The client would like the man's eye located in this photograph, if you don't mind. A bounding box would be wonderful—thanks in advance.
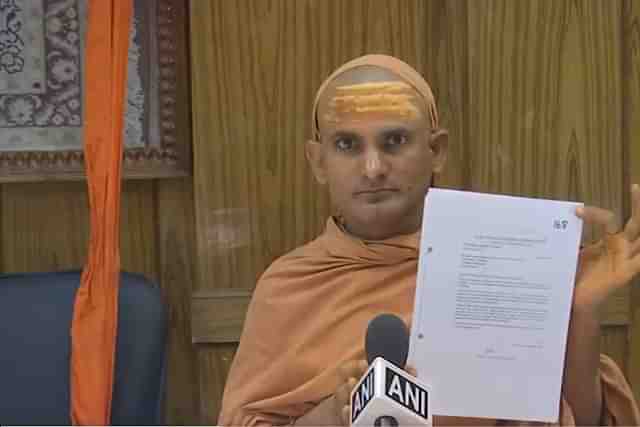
[335,138,356,151]
[387,133,408,146]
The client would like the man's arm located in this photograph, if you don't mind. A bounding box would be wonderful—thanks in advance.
[567,186,640,425]
[562,303,603,426]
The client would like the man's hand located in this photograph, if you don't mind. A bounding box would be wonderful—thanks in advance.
[574,184,640,312]
[334,359,368,426]
[333,360,418,426]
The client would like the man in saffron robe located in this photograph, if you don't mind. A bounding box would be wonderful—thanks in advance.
[219,54,640,426]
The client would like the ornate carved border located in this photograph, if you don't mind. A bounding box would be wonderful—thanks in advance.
[0,0,191,182]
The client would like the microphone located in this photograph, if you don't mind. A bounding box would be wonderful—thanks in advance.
[365,313,410,368]
[350,314,432,427]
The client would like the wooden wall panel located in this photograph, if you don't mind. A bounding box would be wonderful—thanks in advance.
[624,0,640,403]
[190,0,438,297]
[1,181,157,277]
[191,290,252,344]
[198,344,237,426]
[467,0,629,326]
[155,0,200,421]
[157,179,201,424]
[467,0,623,213]
[120,182,158,280]
[424,0,470,190]
[1,182,90,273]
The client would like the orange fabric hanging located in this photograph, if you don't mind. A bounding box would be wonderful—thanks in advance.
[70,0,132,424]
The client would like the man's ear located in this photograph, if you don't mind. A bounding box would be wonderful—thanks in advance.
[428,129,449,174]
[305,140,328,185]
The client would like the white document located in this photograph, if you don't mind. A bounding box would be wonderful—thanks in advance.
[408,189,583,423]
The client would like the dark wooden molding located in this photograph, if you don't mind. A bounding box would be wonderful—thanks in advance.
[189,286,627,345]
[191,290,253,344]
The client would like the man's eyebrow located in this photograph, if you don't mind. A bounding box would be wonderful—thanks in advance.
[323,124,421,140]
[378,125,415,136]
[329,130,361,140]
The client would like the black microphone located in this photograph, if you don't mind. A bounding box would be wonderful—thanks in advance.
[350,313,431,426]
[365,313,410,368]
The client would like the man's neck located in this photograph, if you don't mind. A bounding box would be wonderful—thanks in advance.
[335,215,422,241]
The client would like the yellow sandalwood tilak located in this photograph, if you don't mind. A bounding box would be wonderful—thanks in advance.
[310,55,440,142]
[324,81,422,124]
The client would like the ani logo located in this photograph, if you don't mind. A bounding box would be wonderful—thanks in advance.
[385,370,428,418]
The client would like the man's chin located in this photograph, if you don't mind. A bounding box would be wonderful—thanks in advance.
[346,208,417,239]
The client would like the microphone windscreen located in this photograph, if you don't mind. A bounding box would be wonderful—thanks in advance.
[365,313,409,368]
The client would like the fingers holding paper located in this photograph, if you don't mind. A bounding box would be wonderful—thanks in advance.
[574,184,640,311]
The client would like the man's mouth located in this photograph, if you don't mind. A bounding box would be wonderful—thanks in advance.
[355,188,397,195]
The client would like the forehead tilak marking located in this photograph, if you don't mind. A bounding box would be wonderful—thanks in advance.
[324,81,421,124]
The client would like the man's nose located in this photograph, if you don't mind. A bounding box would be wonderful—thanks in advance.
[363,147,389,180]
